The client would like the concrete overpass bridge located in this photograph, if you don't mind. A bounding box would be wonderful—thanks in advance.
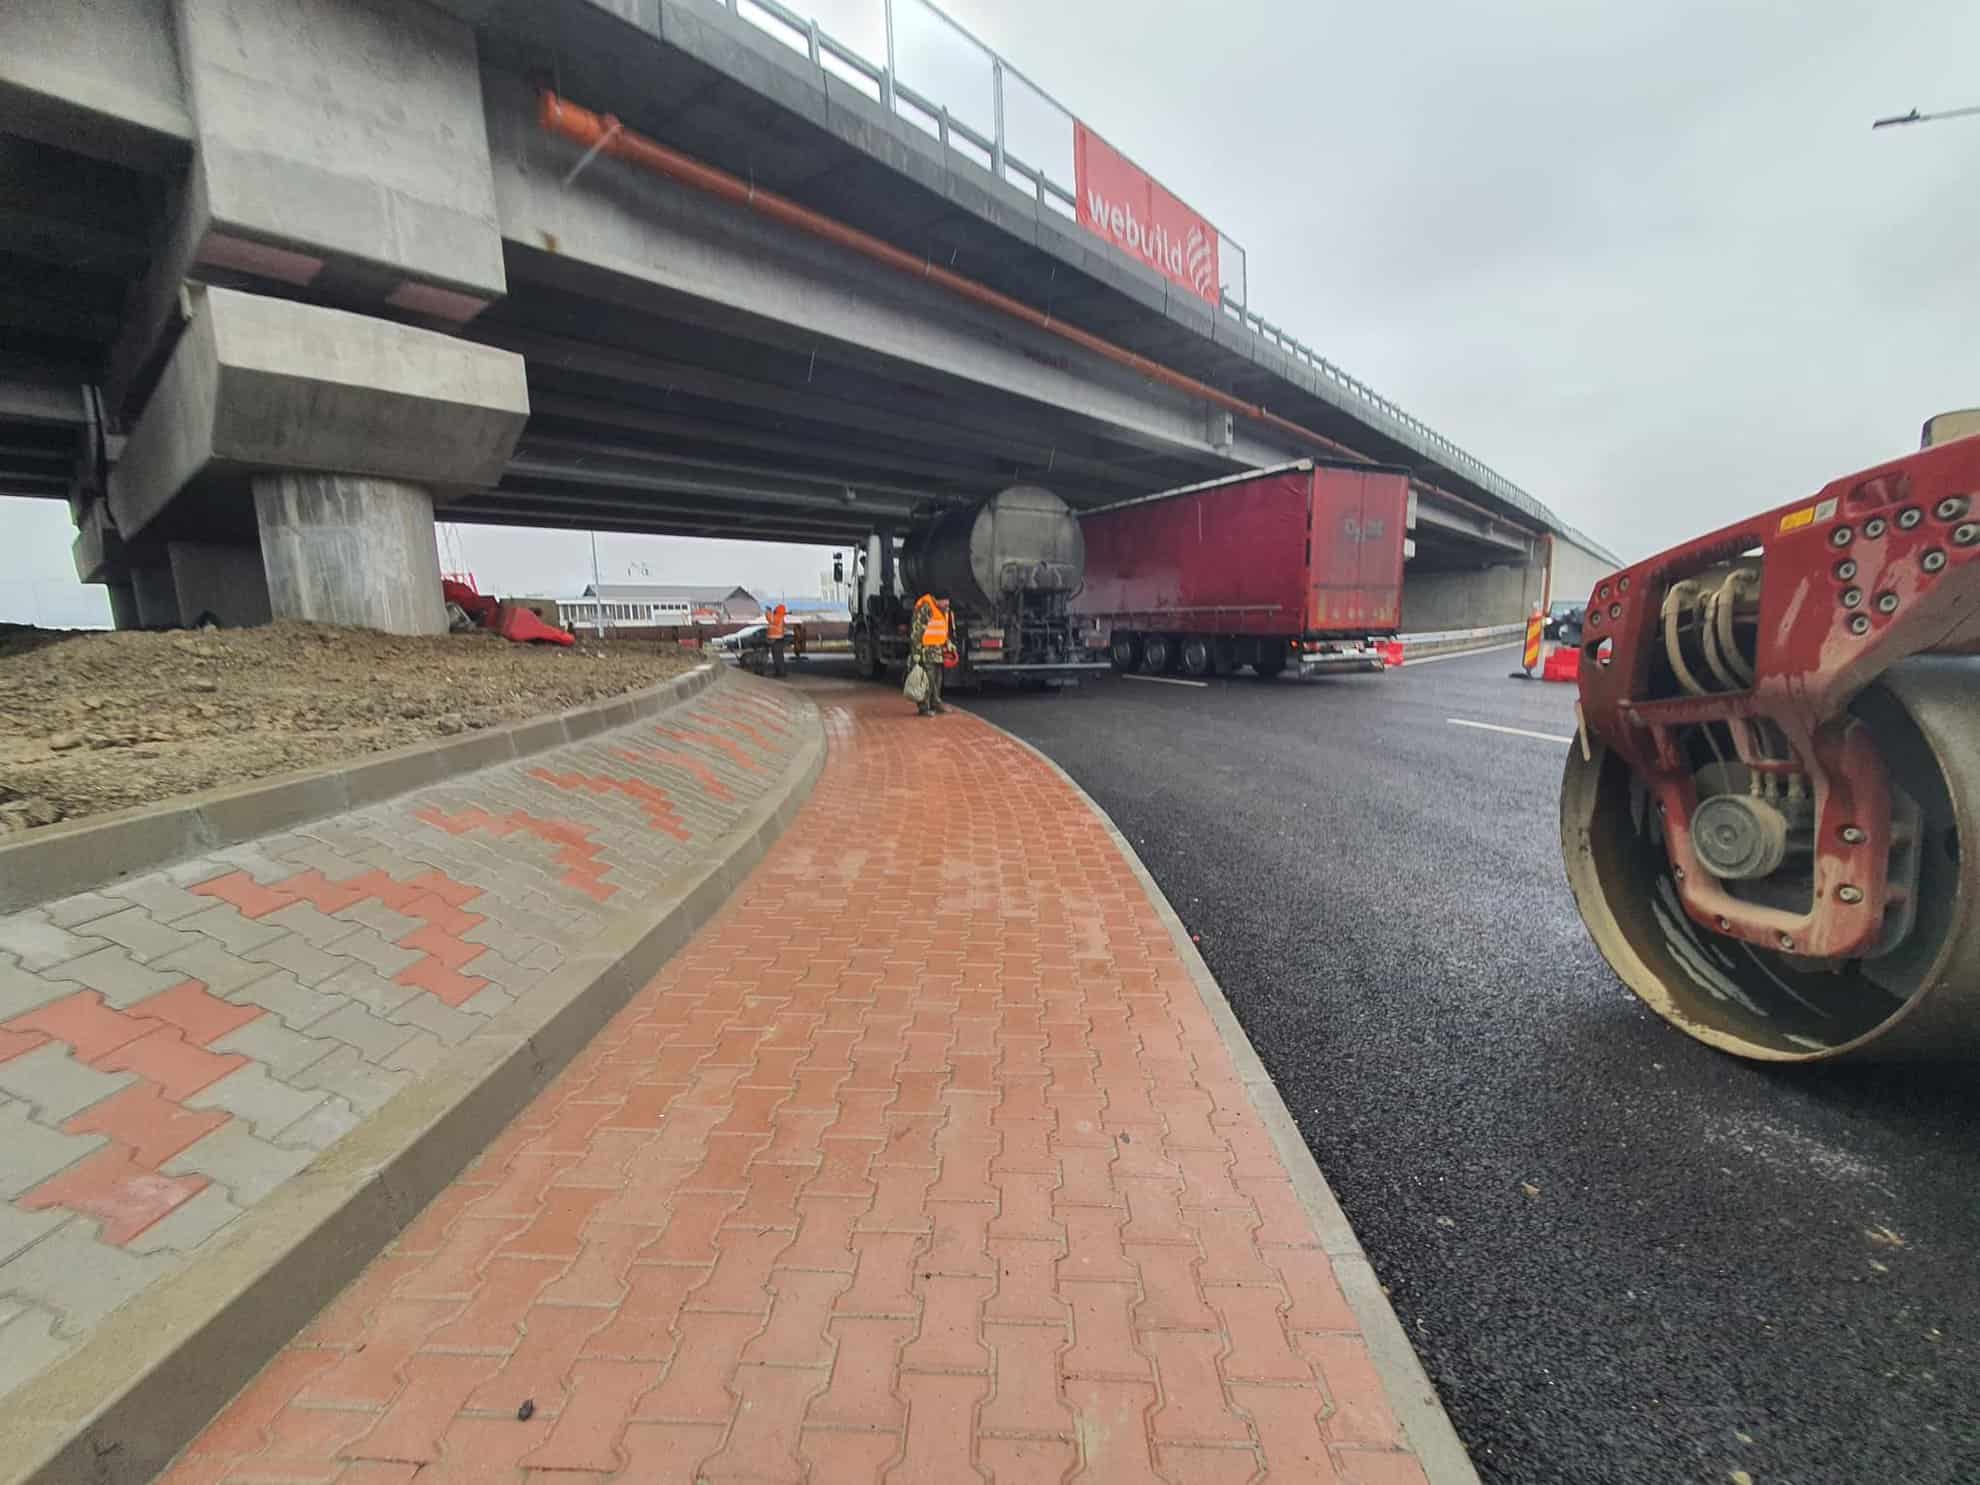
[0,0,1617,635]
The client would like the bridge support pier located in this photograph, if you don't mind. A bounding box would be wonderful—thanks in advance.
[166,541,273,630]
[105,584,140,632]
[130,565,180,630]
[95,286,527,634]
[255,475,447,635]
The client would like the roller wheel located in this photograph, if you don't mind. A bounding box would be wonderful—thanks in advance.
[1111,634,1142,672]
[1561,658,1980,1061]
[1141,635,1174,674]
[1180,637,1214,677]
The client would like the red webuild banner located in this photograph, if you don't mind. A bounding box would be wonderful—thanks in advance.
[1074,123,1220,304]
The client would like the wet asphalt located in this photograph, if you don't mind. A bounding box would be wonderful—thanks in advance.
[954,647,1980,1485]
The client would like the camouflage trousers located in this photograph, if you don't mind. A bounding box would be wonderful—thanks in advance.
[915,646,946,712]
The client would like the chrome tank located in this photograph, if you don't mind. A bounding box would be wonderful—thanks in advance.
[901,486,1085,614]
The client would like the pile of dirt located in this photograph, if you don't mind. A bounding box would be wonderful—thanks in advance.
[0,622,703,836]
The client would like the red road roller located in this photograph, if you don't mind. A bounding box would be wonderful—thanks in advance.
[1562,413,1980,1060]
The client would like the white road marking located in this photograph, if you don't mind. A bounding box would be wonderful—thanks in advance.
[1124,673,1210,688]
[1447,717,1575,744]
[1401,641,1523,666]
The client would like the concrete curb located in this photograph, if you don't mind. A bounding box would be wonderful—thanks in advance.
[0,661,724,914]
[990,726,1484,1485]
[4,673,827,1485]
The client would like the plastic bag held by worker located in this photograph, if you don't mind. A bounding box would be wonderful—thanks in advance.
[904,663,929,703]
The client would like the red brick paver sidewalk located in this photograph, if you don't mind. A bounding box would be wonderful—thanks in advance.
[161,682,1429,1485]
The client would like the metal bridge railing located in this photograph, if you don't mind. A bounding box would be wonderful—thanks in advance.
[723,0,1613,563]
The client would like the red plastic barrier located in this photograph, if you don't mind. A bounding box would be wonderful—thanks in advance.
[442,578,497,624]
[1542,644,1581,683]
[1377,640,1405,668]
[495,602,576,647]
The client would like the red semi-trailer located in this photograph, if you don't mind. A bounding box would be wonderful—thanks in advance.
[1077,460,1411,677]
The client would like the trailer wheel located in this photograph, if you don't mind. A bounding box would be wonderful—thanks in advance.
[1110,634,1142,671]
[1181,637,1214,676]
[854,632,884,680]
[1141,634,1174,673]
[1252,653,1287,679]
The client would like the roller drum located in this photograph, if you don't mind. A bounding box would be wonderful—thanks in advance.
[1562,657,1980,1061]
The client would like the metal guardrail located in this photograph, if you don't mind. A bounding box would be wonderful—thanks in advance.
[723,0,1618,567]
[1397,622,1526,647]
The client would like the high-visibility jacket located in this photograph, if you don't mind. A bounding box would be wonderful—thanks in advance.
[915,595,949,647]
[768,605,787,641]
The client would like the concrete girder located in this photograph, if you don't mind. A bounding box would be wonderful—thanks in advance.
[0,379,88,428]
[1412,493,1532,558]
[448,492,882,546]
[479,322,1210,504]
[523,391,1103,495]
[0,0,192,169]
[482,66,1292,474]
[493,254,1188,485]
[502,453,923,525]
[513,435,949,511]
[484,323,1122,487]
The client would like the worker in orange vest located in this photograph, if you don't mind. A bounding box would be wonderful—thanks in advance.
[910,593,950,715]
[766,602,789,677]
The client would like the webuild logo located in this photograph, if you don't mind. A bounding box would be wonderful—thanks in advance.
[1074,123,1221,305]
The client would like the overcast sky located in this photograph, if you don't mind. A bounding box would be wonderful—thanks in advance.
[5,0,1975,627]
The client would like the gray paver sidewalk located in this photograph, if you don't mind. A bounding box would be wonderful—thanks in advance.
[0,668,812,1406]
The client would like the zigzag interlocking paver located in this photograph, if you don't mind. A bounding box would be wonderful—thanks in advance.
[226,968,348,1031]
[95,873,215,925]
[0,1203,68,1272]
[278,1094,364,1154]
[0,956,73,1021]
[187,1062,331,1140]
[40,943,185,1005]
[0,672,813,1411]
[0,1299,67,1400]
[0,1043,135,1122]
[159,683,1431,1485]
[39,891,128,931]
[0,1099,107,1200]
[0,916,105,973]
[85,905,201,963]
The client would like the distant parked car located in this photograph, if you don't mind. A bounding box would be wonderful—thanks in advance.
[1544,600,1586,645]
[710,621,767,655]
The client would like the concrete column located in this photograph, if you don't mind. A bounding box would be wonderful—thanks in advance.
[254,474,447,635]
[105,583,140,631]
[131,565,181,628]
[169,541,272,628]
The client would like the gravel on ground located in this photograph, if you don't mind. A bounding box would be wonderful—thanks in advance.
[0,622,701,834]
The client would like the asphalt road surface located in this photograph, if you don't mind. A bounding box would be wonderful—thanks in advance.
[961,646,1980,1485]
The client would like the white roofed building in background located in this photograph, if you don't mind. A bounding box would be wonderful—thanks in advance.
[553,584,762,632]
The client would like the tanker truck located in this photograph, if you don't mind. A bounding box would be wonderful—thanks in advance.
[844,486,1111,688]
[1561,410,1980,1062]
